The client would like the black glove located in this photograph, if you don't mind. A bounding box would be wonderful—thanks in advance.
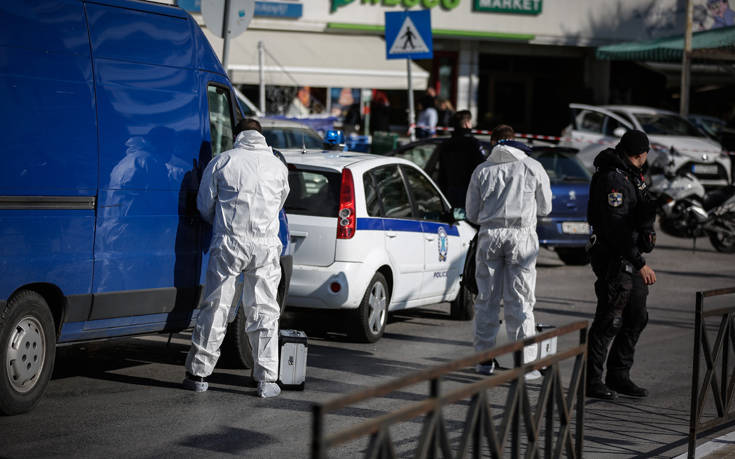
[638,229,656,253]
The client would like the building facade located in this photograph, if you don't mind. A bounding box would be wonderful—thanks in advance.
[180,0,733,135]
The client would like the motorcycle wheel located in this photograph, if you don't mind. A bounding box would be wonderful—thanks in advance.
[708,231,735,253]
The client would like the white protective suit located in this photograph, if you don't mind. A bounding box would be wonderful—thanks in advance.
[465,142,552,364]
[186,130,289,382]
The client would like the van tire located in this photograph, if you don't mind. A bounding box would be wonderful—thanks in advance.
[0,291,56,415]
[351,273,389,343]
[450,285,475,321]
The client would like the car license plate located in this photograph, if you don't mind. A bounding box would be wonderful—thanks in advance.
[692,164,718,175]
[562,222,589,234]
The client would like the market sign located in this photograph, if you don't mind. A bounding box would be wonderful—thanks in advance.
[473,0,542,15]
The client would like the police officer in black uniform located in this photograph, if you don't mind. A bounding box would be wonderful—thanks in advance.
[586,130,658,400]
[436,110,486,209]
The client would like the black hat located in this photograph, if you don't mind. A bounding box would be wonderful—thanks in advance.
[617,129,650,156]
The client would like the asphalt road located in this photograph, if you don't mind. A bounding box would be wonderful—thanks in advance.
[1,227,734,458]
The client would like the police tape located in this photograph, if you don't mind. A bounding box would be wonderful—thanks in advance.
[434,126,734,156]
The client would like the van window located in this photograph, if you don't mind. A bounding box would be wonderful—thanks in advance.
[285,167,341,217]
[207,85,234,156]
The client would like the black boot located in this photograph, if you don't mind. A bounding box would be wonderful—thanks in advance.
[586,381,617,400]
[606,374,648,397]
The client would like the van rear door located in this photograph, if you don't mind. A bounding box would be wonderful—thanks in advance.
[284,166,341,267]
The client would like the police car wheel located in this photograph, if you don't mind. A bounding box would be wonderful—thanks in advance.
[556,248,590,265]
[0,290,56,415]
[450,285,475,321]
[351,273,389,343]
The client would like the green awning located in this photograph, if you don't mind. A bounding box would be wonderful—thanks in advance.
[596,25,735,62]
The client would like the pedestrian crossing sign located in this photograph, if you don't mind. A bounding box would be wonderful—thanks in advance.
[385,10,433,60]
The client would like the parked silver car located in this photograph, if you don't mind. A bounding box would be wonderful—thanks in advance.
[561,104,731,188]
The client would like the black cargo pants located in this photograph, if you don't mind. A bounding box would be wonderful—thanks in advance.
[587,250,649,385]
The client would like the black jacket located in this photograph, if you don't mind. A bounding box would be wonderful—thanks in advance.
[436,128,486,208]
[587,148,657,270]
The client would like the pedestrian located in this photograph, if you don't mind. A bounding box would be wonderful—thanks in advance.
[436,98,454,128]
[585,129,657,400]
[183,118,290,398]
[436,110,486,209]
[369,90,391,134]
[415,95,437,139]
[466,124,552,378]
[287,86,311,117]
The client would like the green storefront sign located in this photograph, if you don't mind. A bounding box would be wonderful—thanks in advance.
[473,0,542,14]
[331,0,461,13]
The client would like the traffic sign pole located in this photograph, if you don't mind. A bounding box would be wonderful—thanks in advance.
[407,60,415,141]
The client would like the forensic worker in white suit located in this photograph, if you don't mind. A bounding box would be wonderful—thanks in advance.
[465,124,552,378]
[184,118,289,398]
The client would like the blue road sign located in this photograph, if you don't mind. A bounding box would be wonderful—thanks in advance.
[385,10,433,60]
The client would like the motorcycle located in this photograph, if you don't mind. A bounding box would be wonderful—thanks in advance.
[648,155,735,253]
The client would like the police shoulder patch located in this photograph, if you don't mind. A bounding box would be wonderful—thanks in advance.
[608,191,623,207]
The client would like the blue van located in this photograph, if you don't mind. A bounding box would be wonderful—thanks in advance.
[0,0,291,414]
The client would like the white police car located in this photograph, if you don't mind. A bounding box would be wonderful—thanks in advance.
[282,149,477,342]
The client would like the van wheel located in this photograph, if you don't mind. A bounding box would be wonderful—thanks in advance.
[351,273,389,343]
[0,291,56,415]
[450,285,475,321]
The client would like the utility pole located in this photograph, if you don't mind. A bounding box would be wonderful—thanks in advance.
[680,0,693,117]
[258,41,265,114]
[407,59,415,141]
[221,0,231,78]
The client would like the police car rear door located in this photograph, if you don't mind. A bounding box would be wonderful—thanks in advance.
[367,164,426,303]
[399,164,460,302]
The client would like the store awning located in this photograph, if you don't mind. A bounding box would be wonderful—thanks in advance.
[202,28,429,89]
[596,25,735,62]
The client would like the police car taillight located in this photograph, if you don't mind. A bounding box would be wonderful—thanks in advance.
[336,168,356,239]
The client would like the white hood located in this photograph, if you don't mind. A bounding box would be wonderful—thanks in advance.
[647,134,721,159]
[488,144,526,164]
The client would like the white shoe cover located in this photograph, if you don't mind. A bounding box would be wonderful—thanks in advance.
[258,381,281,398]
[525,370,542,381]
[183,376,208,393]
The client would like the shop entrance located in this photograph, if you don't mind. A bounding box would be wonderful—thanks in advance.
[477,53,588,137]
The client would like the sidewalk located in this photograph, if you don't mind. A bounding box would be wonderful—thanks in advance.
[674,431,735,458]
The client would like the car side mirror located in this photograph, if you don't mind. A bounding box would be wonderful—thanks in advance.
[613,127,627,138]
[452,207,466,222]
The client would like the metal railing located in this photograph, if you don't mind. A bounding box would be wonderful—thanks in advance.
[312,320,588,459]
[689,286,735,458]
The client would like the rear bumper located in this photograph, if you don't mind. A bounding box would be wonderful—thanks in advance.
[286,261,369,310]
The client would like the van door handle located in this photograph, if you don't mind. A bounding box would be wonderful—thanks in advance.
[425,235,436,241]
[385,231,398,238]
[290,231,308,238]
